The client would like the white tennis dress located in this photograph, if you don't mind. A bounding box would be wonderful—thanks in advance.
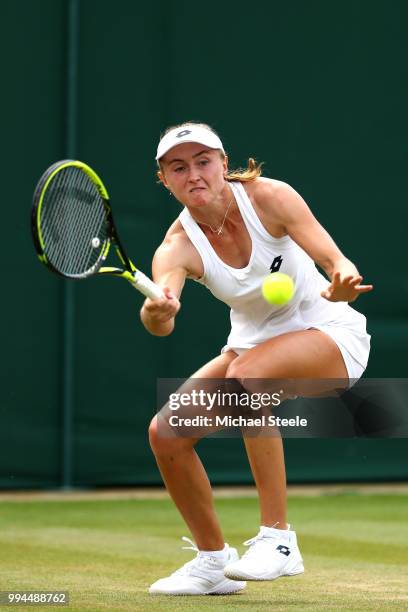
[179,181,370,380]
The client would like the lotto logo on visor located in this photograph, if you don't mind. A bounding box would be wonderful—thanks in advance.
[156,126,225,160]
[176,129,192,138]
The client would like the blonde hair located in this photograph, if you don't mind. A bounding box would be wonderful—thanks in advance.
[225,157,264,182]
[158,121,264,182]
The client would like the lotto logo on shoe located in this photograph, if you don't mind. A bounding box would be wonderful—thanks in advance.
[276,545,291,557]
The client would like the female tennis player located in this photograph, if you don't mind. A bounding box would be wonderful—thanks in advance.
[143,122,373,595]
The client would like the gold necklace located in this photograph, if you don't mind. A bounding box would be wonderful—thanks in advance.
[201,198,234,235]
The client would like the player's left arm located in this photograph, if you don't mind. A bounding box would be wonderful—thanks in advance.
[262,181,374,303]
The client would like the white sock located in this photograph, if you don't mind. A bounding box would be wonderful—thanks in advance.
[261,525,291,539]
[199,543,229,560]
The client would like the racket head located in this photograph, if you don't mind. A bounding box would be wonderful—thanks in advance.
[32,160,112,279]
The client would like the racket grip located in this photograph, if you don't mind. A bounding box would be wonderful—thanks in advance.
[131,270,164,300]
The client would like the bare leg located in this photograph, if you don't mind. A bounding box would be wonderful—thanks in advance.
[243,436,287,528]
[149,351,238,550]
[226,329,349,530]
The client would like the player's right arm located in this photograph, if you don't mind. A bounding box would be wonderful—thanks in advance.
[140,222,190,336]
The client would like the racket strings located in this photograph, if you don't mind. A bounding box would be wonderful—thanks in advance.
[60,170,104,273]
[42,171,91,273]
[48,170,82,272]
[40,167,108,276]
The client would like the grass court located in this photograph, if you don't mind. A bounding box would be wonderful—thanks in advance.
[1,489,407,611]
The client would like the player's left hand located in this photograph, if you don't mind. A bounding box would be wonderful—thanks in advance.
[321,272,374,303]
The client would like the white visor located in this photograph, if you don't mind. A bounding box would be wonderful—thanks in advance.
[156,125,225,161]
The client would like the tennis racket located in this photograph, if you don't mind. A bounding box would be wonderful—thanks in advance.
[31,160,164,300]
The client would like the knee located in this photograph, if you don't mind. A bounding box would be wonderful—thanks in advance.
[225,360,261,396]
[225,359,281,395]
[148,415,193,459]
[225,358,257,384]
[148,416,166,456]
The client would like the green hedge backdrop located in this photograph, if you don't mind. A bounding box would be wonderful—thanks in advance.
[1,0,407,488]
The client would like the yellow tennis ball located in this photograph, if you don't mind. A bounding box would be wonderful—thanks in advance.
[262,272,295,305]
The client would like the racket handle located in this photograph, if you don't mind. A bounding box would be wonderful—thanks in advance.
[131,270,164,300]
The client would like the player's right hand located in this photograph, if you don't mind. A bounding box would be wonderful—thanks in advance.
[142,286,181,323]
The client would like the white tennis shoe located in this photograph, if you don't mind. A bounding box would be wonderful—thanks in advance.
[224,525,304,581]
[149,537,246,595]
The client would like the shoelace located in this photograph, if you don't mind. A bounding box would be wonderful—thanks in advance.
[181,536,199,553]
[171,537,217,577]
[241,531,280,559]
